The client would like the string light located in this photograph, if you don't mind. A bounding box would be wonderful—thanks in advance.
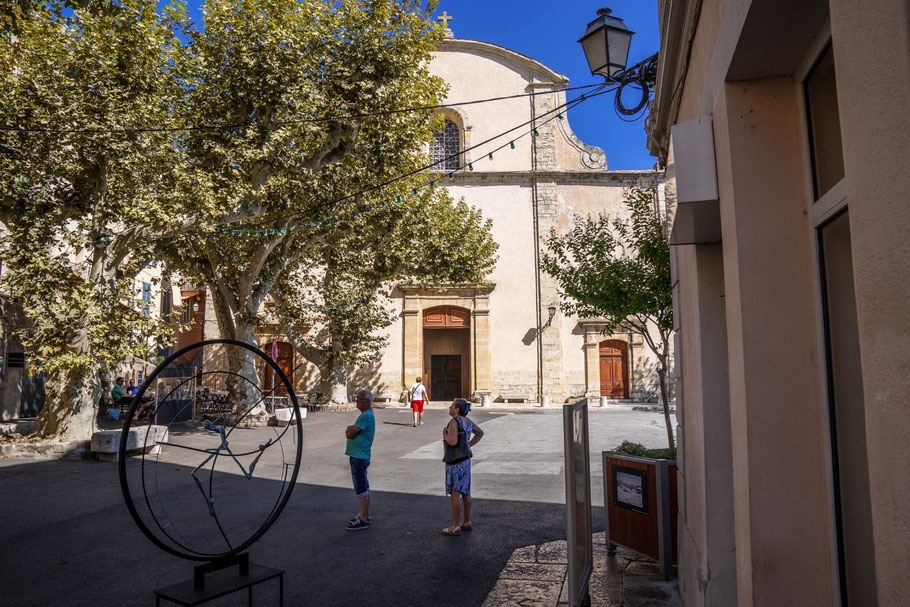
[209,86,606,239]
[2,83,605,135]
[209,238,373,312]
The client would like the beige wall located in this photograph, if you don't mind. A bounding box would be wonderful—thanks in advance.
[715,80,834,604]
[657,0,910,604]
[194,40,665,405]
[829,0,910,600]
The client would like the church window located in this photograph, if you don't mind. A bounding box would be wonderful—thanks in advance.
[431,119,461,170]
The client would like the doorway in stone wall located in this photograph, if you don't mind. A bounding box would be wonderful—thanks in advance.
[599,339,629,399]
[423,306,470,401]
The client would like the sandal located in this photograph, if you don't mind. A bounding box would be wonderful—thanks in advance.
[441,526,461,536]
[460,521,472,531]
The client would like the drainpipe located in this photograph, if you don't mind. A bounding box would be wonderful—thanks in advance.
[530,95,544,403]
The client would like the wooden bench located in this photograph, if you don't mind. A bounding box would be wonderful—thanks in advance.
[501,393,532,403]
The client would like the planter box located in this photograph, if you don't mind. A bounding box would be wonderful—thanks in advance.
[602,452,678,579]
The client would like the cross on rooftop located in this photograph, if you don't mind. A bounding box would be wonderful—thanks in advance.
[438,11,452,25]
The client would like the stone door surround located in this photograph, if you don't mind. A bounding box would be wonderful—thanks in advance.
[399,284,494,400]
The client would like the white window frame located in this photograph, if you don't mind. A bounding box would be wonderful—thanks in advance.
[795,19,848,607]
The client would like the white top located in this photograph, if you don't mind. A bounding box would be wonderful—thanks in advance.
[409,382,428,402]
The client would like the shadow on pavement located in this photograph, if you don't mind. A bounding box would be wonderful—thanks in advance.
[0,457,602,606]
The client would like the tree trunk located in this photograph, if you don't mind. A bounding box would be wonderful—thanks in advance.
[319,357,349,405]
[35,366,101,441]
[656,365,675,457]
[226,319,267,422]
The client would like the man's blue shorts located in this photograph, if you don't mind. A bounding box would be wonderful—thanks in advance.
[349,457,370,498]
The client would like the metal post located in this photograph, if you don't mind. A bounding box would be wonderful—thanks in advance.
[655,459,673,579]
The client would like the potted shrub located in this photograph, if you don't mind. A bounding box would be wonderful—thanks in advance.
[602,441,677,579]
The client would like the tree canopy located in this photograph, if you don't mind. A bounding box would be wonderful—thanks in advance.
[0,0,497,436]
[0,0,196,438]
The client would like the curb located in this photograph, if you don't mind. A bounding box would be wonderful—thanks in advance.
[372,402,667,413]
[0,439,91,460]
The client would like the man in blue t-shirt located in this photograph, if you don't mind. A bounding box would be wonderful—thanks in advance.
[345,389,375,530]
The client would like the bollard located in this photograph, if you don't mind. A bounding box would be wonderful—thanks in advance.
[599,396,608,408]
[541,395,550,408]
[481,394,491,408]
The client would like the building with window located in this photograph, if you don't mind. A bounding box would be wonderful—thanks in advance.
[646,0,910,604]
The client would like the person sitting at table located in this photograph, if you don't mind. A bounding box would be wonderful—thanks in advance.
[112,377,126,404]
[126,378,138,396]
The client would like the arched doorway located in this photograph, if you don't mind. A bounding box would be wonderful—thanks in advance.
[259,341,294,396]
[423,306,470,401]
[600,339,629,399]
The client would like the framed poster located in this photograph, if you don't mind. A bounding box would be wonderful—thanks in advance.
[612,465,648,515]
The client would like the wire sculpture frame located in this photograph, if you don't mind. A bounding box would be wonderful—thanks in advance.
[117,339,303,562]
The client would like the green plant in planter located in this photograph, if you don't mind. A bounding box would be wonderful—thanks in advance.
[611,440,675,460]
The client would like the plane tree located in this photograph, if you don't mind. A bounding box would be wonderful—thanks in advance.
[165,0,451,416]
[0,0,199,439]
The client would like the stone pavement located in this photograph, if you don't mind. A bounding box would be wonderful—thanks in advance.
[483,532,681,607]
[0,407,679,606]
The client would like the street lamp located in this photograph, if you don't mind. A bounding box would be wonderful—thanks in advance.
[541,303,558,332]
[578,8,634,80]
[579,7,658,117]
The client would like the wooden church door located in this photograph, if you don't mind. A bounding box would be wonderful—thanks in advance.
[261,341,294,395]
[599,340,629,399]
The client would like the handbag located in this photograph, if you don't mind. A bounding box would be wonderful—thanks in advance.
[442,418,472,464]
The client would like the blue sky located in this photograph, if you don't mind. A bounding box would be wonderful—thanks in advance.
[426,1,660,170]
[181,1,660,170]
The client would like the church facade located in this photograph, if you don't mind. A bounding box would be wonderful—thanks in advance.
[354,28,665,404]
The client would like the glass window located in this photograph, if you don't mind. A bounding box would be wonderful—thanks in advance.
[430,119,461,170]
[818,210,877,604]
[161,291,171,317]
[804,43,845,200]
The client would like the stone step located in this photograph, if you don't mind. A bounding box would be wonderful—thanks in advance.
[0,418,38,437]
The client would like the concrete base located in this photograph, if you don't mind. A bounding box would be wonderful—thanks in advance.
[90,425,168,462]
[229,413,272,428]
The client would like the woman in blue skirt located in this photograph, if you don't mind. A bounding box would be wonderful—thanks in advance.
[442,398,484,535]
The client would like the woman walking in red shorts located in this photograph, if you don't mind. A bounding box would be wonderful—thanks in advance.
[408,377,428,427]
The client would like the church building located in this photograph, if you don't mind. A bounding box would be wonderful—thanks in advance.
[355,17,665,404]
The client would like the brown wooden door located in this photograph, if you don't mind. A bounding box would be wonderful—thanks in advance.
[261,342,294,395]
[430,355,462,401]
[600,340,629,399]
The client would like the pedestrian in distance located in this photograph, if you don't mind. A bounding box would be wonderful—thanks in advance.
[408,376,428,427]
[442,398,484,536]
[345,389,375,530]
